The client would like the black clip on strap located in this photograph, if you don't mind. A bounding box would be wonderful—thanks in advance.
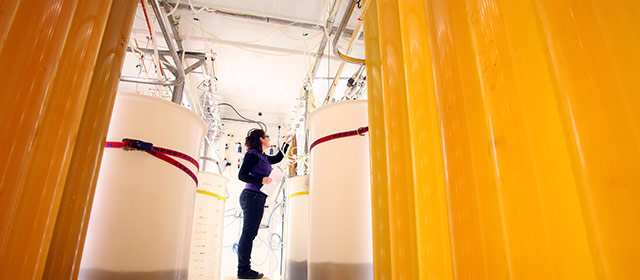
[122,138,153,152]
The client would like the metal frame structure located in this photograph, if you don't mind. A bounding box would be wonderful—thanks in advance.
[331,0,366,65]
[120,0,190,104]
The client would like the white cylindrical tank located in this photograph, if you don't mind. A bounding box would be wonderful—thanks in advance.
[284,175,310,280]
[79,93,206,280]
[188,172,229,280]
[306,100,373,279]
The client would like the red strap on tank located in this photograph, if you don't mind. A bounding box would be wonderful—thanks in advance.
[309,126,369,151]
[105,139,199,186]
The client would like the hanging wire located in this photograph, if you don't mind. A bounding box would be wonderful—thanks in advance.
[219,103,267,131]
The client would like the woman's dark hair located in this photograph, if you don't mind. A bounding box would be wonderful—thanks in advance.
[245,129,266,152]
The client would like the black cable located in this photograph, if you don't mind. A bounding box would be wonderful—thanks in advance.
[221,118,265,131]
[219,102,267,131]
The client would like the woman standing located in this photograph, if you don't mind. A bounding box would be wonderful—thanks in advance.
[237,129,289,279]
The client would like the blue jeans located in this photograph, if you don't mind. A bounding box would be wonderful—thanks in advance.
[237,189,266,273]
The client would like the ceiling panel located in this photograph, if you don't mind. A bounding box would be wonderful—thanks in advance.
[183,0,328,23]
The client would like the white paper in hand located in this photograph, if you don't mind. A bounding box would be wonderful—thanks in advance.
[261,167,285,197]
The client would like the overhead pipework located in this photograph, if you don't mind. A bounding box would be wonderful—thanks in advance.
[120,0,186,104]
[120,1,227,174]
[331,0,366,65]
[291,0,368,168]
[322,0,368,106]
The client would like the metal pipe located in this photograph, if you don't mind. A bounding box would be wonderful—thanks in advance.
[310,37,329,77]
[158,55,178,73]
[166,1,361,39]
[309,0,342,78]
[172,82,185,102]
[297,0,343,164]
[200,156,218,163]
[323,5,365,105]
[127,46,206,59]
[130,28,326,57]
[202,144,209,171]
[272,175,287,207]
[280,183,286,279]
[200,156,223,174]
[314,76,351,80]
[120,1,188,89]
[302,87,309,156]
[158,55,205,75]
[119,75,183,86]
[161,0,184,50]
[161,0,188,102]
[331,0,365,65]
[150,0,186,104]
[184,58,206,74]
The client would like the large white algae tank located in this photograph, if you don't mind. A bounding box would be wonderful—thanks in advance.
[284,175,310,280]
[306,100,373,279]
[79,93,206,279]
[188,172,229,280]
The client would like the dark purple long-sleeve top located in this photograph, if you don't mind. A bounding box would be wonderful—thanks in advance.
[238,144,288,194]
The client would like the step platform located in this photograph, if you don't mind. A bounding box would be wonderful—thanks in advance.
[223,276,271,280]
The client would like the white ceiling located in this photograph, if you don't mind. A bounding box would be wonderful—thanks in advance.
[118,0,367,131]
[186,0,328,23]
